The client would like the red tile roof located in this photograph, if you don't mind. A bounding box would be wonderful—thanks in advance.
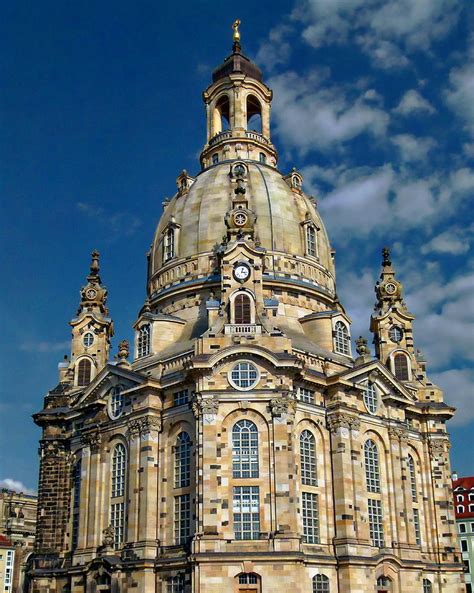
[452,476,474,519]
[0,534,13,547]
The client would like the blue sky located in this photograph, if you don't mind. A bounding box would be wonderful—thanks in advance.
[1,0,473,493]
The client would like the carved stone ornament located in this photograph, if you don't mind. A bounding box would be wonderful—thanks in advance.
[40,438,68,458]
[269,391,297,419]
[388,425,409,441]
[191,394,219,419]
[127,416,162,440]
[429,439,449,458]
[80,430,102,452]
[102,524,115,548]
[327,413,361,434]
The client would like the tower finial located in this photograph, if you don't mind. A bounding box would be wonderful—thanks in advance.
[90,249,100,277]
[232,19,241,52]
[382,246,391,267]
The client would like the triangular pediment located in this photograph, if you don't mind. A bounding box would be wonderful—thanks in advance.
[338,360,415,404]
[74,363,147,408]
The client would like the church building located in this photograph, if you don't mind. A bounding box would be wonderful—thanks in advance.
[28,24,464,593]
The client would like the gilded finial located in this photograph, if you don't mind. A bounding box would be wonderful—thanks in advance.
[232,19,241,50]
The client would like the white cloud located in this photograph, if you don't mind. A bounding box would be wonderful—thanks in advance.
[421,227,471,255]
[431,369,474,426]
[270,71,389,153]
[255,24,293,71]
[393,89,436,115]
[392,134,437,162]
[0,478,36,495]
[295,0,461,68]
[445,48,474,136]
[19,340,70,354]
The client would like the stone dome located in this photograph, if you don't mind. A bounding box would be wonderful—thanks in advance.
[148,161,336,302]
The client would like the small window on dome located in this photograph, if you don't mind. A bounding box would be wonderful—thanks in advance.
[259,152,266,164]
[334,321,350,355]
[306,225,318,257]
[163,227,175,262]
[212,153,219,165]
[83,332,94,347]
[137,324,151,358]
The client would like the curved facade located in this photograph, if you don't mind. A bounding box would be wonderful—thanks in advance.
[29,32,464,593]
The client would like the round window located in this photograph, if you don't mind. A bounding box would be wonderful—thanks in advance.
[229,361,259,391]
[83,332,94,347]
[389,326,403,343]
[108,385,125,419]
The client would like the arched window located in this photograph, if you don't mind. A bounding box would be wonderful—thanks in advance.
[111,443,126,548]
[423,579,432,593]
[259,152,266,164]
[174,432,191,488]
[234,293,252,324]
[306,225,317,257]
[457,505,464,513]
[137,324,150,358]
[214,94,230,134]
[247,95,262,133]
[364,440,380,493]
[334,321,350,355]
[236,573,261,592]
[232,420,259,478]
[163,227,175,262]
[407,455,417,501]
[312,575,330,593]
[376,576,392,592]
[300,430,317,486]
[393,352,409,381]
[77,359,91,387]
[457,494,464,502]
[212,153,219,165]
[364,382,378,414]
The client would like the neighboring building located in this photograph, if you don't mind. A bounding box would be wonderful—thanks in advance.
[0,490,37,593]
[0,535,15,593]
[453,476,474,592]
[28,25,464,593]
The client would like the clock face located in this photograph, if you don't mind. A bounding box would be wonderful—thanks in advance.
[233,263,250,282]
[86,288,97,299]
[385,282,397,295]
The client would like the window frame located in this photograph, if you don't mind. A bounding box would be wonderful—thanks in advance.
[232,420,259,479]
[364,439,381,493]
[228,361,260,391]
[137,323,151,358]
[312,574,330,593]
[300,430,317,487]
[233,485,260,540]
[333,321,351,356]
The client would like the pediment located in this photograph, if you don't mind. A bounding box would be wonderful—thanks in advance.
[338,360,415,404]
[74,363,146,408]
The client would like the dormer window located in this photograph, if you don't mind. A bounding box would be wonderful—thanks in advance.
[163,227,175,262]
[334,321,350,356]
[306,225,318,257]
[137,324,151,358]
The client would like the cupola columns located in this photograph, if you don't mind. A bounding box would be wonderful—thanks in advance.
[200,21,278,169]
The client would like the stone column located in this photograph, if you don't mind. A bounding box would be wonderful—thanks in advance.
[192,394,220,545]
[81,430,102,550]
[136,416,161,554]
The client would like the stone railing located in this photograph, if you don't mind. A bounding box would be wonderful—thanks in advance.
[208,131,233,146]
[224,324,262,335]
[245,130,269,144]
